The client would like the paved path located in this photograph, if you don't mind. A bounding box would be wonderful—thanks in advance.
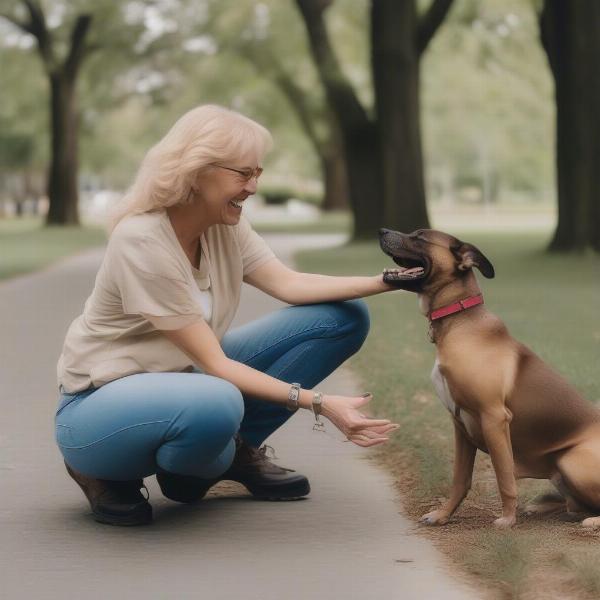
[0,234,479,600]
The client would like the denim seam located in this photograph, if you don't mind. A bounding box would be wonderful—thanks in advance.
[239,322,339,365]
[268,342,315,381]
[56,419,172,450]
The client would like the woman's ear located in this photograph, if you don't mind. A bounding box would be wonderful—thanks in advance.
[455,242,495,279]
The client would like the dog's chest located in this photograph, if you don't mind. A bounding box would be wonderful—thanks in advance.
[431,359,479,440]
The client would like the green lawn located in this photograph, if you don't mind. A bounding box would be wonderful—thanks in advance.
[296,230,600,599]
[253,211,351,235]
[0,217,107,281]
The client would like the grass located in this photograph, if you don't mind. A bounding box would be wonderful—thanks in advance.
[252,211,351,234]
[0,217,107,281]
[459,530,535,598]
[295,230,600,599]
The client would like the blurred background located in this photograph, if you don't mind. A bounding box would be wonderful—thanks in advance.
[1,0,596,255]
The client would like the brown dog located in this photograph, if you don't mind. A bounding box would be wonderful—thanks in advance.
[379,227,600,528]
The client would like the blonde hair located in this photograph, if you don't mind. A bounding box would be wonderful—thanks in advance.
[106,104,273,234]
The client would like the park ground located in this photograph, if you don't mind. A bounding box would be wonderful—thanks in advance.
[2,208,600,599]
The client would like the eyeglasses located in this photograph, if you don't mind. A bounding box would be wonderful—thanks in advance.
[214,164,263,182]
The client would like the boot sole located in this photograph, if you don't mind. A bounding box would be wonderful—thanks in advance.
[91,508,153,526]
[242,479,310,501]
[157,474,310,503]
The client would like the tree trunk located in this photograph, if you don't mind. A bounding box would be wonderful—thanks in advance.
[45,73,80,225]
[540,0,600,252]
[321,123,349,211]
[320,152,348,211]
[372,0,430,231]
[296,0,454,239]
[343,123,384,239]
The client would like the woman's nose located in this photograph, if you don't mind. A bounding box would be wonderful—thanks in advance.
[244,177,258,194]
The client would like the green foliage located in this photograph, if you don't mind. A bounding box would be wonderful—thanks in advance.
[0,0,556,208]
[422,0,553,202]
[0,45,48,171]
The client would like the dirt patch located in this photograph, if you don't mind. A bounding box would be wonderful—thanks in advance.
[372,448,600,600]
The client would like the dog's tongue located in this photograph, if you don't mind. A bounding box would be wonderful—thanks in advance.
[383,267,424,284]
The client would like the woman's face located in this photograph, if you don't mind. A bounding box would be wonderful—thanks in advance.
[193,155,261,226]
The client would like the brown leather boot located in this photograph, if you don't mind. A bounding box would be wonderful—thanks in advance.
[65,461,153,526]
[157,435,310,503]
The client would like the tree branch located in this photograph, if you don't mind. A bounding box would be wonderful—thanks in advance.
[242,41,322,152]
[0,12,33,34]
[22,0,54,67]
[295,0,370,132]
[539,0,559,78]
[64,14,93,80]
[416,0,455,56]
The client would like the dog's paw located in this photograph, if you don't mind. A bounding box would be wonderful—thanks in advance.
[581,516,600,529]
[523,500,565,516]
[492,515,516,529]
[419,510,449,526]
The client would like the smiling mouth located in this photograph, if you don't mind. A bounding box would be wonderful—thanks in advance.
[229,199,244,210]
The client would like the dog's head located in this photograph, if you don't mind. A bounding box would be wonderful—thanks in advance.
[378,228,495,293]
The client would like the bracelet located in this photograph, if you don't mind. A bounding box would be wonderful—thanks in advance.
[312,391,326,432]
[287,382,301,412]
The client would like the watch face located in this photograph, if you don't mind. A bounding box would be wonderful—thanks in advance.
[287,383,301,411]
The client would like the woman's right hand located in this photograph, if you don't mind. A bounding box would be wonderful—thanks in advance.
[320,393,399,447]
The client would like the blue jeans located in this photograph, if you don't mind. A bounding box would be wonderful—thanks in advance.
[55,300,369,481]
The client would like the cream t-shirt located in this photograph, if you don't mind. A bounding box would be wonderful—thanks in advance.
[57,210,275,393]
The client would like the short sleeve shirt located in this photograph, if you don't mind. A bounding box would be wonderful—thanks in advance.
[56,210,275,393]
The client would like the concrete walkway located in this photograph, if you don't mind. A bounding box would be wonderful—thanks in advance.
[0,234,479,600]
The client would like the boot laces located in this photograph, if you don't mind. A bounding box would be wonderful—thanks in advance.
[254,445,295,473]
[259,444,278,460]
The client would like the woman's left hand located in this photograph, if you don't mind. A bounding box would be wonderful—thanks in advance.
[320,392,400,447]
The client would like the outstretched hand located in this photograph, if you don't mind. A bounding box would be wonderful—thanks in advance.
[321,393,399,447]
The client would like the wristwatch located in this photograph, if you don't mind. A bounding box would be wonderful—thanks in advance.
[287,382,301,412]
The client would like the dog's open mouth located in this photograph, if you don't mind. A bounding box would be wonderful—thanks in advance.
[378,229,430,285]
[381,250,429,283]
[382,265,425,282]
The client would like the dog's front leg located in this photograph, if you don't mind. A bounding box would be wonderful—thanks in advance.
[420,420,477,525]
[480,406,518,528]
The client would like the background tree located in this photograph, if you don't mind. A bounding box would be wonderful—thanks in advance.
[240,42,349,211]
[539,0,600,252]
[184,0,350,211]
[0,1,95,225]
[0,0,557,233]
[296,0,455,239]
[0,0,158,226]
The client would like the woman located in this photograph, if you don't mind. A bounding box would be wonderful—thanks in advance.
[55,105,405,527]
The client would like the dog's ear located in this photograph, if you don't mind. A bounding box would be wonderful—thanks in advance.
[454,242,495,279]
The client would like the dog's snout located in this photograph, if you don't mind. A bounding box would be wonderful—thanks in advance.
[379,228,391,238]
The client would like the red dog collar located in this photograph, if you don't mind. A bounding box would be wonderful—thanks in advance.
[429,294,484,321]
